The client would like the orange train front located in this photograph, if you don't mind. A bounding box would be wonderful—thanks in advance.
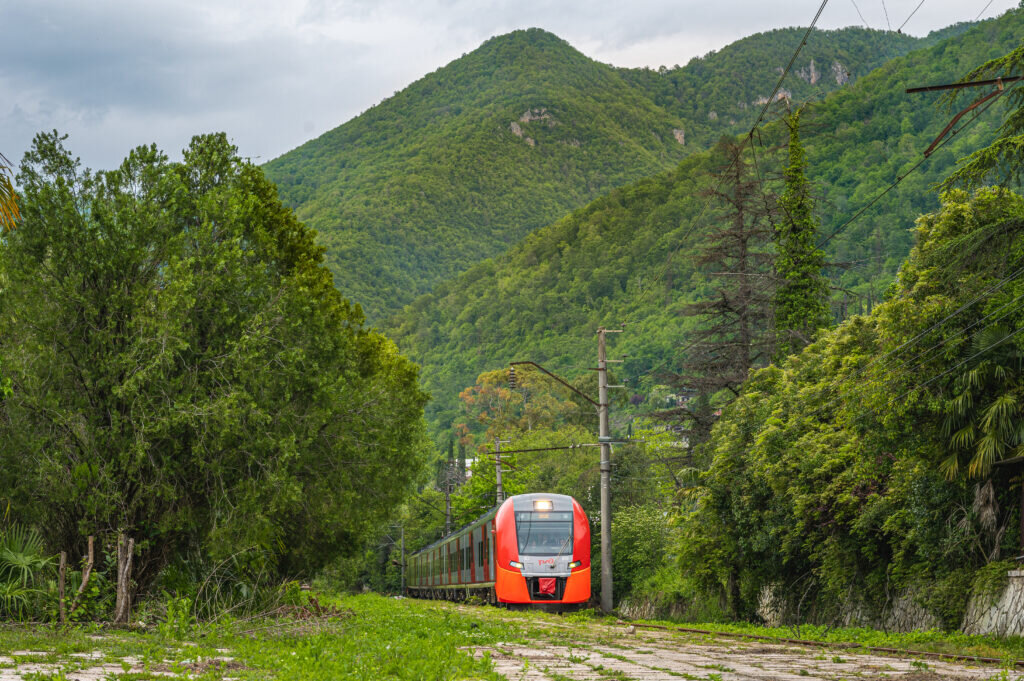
[406,493,591,608]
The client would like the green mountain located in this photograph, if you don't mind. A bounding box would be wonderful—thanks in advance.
[385,10,1024,436]
[265,27,933,320]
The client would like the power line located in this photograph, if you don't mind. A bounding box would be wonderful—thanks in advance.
[881,0,892,31]
[897,0,926,32]
[831,263,1024,388]
[890,321,1024,407]
[805,266,1024,424]
[975,0,995,21]
[850,0,871,28]
[817,83,1011,247]
[886,289,1024,378]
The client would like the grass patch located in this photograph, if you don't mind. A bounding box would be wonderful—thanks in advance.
[0,594,514,680]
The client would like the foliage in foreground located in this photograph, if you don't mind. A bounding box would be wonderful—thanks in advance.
[680,187,1024,628]
[0,132,429,587]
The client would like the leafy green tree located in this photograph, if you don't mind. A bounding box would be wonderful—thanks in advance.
[0,132,429,583]
[774,109,830,359]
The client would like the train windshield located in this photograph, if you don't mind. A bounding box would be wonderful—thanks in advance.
[515,511,573,556]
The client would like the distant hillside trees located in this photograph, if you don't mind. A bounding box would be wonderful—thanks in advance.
[0,132,429,583]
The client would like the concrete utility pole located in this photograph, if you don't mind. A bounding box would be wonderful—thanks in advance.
[510,332,622,614]
[444,464,452,536]
[495,438,505,505]
[597,328,613,614]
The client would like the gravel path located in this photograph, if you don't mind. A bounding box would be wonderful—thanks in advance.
[474,624,1011,680]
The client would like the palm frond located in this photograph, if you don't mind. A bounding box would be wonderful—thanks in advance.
[950,423,977,450]
[0,153,18,232]
[969,433,1004,479]
[939,452,961,481]
[0,524,52,587]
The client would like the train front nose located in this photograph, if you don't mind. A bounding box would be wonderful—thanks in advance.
[514,500,576,600]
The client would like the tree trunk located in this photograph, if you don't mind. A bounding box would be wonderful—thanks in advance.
[58,552,67,625]
[113,533,134,624]
[67,536,94,619]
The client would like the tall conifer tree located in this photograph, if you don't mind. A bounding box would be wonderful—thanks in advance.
[663,138,774,442]
[774,109,830,360]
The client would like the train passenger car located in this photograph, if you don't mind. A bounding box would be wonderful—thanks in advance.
[406,493,590,607]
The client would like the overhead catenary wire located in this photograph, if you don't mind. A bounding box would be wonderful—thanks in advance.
[885,288,1024,378]
[803,268,1024,425]
[897,0,926,32]
[850,0,871,28]
[801,263,1024,421]
[975,0,995,21]
[888,321,1024,409]
[817,83,1012,248]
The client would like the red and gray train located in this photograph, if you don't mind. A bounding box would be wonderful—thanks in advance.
[407,493,591,607]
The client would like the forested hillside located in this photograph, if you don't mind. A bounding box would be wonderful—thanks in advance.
[265,26,934,320]
[386,10,1024,439]
[620,25,963,152]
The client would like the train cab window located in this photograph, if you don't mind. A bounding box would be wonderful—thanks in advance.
[515,511,573,556]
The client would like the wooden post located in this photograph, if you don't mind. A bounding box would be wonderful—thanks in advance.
[58,551,67,625]
[67,536,94,619]
[113,533,134,624]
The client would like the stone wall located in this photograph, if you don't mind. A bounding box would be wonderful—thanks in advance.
[962,570,1024,636]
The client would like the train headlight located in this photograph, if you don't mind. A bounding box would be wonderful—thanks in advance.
[533,499,553,511]
[509,560,524,569]
[568,560,582,569]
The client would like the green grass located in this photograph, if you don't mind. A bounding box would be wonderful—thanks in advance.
[6,595,1024,679]
[0,595,514,680]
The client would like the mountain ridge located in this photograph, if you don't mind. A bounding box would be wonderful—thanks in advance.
[382,10,1024,438]
[264,25,937,320]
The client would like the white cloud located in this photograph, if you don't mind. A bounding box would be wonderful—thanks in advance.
[0,0,1016,170]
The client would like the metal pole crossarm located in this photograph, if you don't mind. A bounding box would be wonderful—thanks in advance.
[924,84,1007,157]
[509,360,600,406]
[487,445,579,455]
[906,75,1023,93]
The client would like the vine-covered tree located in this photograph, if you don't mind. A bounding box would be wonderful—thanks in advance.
[0,132,429,581]
[773,109,830,360]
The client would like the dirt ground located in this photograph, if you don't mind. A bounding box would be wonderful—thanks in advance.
[473,623,1015,681]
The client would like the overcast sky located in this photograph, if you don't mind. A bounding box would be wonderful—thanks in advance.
[0,0,1016,171]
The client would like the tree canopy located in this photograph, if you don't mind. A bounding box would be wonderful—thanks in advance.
[0,132,429,581]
